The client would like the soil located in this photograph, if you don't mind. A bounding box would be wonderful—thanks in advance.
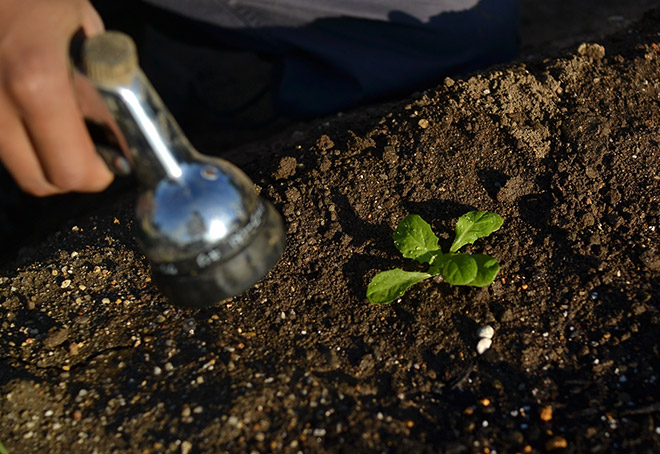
[2,4,660,454]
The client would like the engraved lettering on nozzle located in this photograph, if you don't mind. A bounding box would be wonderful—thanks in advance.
[156,201,266,276]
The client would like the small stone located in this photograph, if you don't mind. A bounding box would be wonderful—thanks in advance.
[383,146,398,165]
[545,435,568,450]
[61,279,71,289]
[577,43,605,60]
[44,328,69,349]
[540,406,553,422]
[285,187,301,203]
[640,248,660,272]
[478,325,495,339]
[585,167,599,179]
[418,119,429,129]
[477,338,492,355]
[181,441,193,454]
[316,134,334,151]
[274,156,297,180]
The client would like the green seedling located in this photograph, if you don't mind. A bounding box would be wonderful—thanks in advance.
[367,211,503,304]
[0,440,8,454]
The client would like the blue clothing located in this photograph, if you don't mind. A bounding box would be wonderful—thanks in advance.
[142,0,519,116]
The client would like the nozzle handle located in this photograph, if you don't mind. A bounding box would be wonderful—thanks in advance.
[81,31,195,185]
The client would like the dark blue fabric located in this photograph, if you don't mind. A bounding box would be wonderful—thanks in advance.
[195,0,519,117]
[137,0,519,117]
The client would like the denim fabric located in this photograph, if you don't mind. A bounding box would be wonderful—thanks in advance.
[139,0,519,116]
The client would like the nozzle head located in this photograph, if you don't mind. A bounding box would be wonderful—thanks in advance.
[136,157,285,307]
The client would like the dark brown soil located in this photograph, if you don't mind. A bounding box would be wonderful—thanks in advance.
[2,5,660,454]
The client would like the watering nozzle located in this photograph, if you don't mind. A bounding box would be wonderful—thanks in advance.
[82,31,285,307]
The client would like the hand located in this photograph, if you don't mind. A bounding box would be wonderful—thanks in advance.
[0,0,114,196]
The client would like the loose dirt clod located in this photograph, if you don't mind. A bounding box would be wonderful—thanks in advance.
[545,435,568,450]
[578,42,606,59]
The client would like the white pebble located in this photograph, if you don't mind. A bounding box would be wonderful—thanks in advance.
[478,325,495,339]
[181,441,193,454]
[61,279,71,289]
[477,337,492,355]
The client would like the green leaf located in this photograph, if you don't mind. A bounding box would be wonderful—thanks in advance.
[450,211,503,253]
[469,254,500,287]
[437,253,478,286]
[367,269,431,304]
[0,440,7,454]
[393,215,440,263]
[417,249,443,267]
[428,253,448,276]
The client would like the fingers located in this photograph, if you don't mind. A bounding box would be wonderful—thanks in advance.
[79,2,105,37]
[3,53,114,194]
[72,71,112,125]
[0,93,62,196]
[0,0,114,196]
[73,71,132,157]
